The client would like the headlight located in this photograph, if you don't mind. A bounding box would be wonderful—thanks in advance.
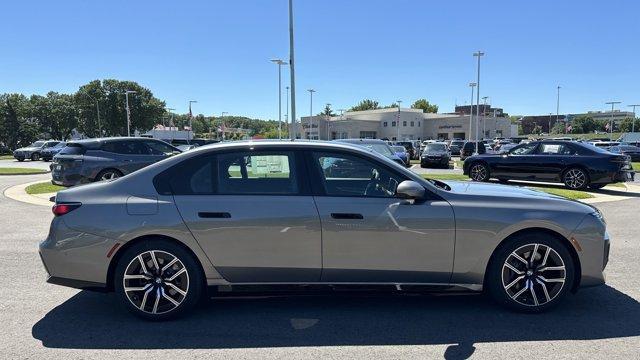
[590,209,606,225]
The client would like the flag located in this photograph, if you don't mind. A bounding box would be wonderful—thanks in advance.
[605,122,610,131]
[567,125,572,132]
[184,126,191,131]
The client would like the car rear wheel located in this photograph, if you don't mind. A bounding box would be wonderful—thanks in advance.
[469,162,490,182]
[96,169,123,181]
[31,153,39,161]
[563,167,589,190]
[487,234,574,312]
[114,240,204,320]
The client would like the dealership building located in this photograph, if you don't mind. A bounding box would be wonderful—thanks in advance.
[295,107,515,141]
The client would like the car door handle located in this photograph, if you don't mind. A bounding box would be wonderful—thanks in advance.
[198,212,231,219]
[331,213,364,220]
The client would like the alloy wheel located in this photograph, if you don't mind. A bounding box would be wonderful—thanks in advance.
[122,250,190,314]
[501,243,566,307]
[564,169,586,189]
[470,164,488,181]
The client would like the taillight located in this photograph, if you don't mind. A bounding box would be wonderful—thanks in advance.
[52,203,81,216]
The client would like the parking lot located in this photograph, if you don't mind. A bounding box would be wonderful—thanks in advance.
[1,163,639,359]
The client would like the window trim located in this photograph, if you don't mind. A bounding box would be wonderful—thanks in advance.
[304,149,410,198]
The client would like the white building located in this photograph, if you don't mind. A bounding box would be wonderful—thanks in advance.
[295,108,513,141]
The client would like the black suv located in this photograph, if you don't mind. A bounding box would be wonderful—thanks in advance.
[460,141,486,160]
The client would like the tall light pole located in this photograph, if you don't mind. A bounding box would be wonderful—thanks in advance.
[325,103,331,140]
[125,90,136,137]
[549,113,553,134]
[220,111,228,140]
[482,96,489,138]
[270,59,287,139]
[628,104,640,133]
[167,108,176,141]
[605,101,621,140]
[556,86,561,134]
[396,100,402,141]
[188,100,197,142]
[473,51,484,154]
[285,86,290,138]
[307,89,315,139]
[288,0,297,140]
[469,82,476,142]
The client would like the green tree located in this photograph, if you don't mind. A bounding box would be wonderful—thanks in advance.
[571,115,598,134]
[349,99,379,111]
[551,122,565,134]
[0,94,35,149]
[411,99,438,113]
[319,103,335,117]
[619,117,638,133]
[532,124,543,135]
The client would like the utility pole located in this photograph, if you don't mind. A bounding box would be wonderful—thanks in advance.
[628,104,640,133]
[482,96,488,138]
[469,83,476,142]
[285,86,290,139]
[288,0,297,139]
[325,103,331,140]
[125,90,136,137]
[270,59,287,139]
[549,113,553,134]
[556,86,561,134]
[605,101,621,141]
[396,100,402,141]
[188,100,197,143]
[307,89,315,139]
[220,111,228,140]
[473,51,484,154]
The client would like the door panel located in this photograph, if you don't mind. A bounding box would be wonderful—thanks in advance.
[174,195,322,282]
[315,196,455,283]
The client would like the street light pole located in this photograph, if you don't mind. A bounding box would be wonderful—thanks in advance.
[482,96,488,138]
[325,103,331,140]
[628,104,640,133]
[556,86,561,134]
[270,59,288,139]
[469,83,476,142]
[605,101,621,140]
[307,89,315,139]
[166,108,176,141]
[473,51,484,154]
[549,113,553,134]
[285,86,290,139]
[396,100,402,141]
[220,111,228,140]
[288,0,297,139]
[125,90,136,137]
[188,100,197,142]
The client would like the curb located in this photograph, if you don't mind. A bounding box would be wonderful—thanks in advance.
[0,171,51,176]
[4,180,56,207]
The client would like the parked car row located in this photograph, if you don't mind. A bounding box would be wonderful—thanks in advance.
[13,140,62,161]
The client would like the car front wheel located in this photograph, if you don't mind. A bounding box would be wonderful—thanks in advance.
[31,153,39,161]
[563,167,589,190]
[487,234,574,312]
[114,240,204,320]
[469,162,490,182]
[96,169,123,181]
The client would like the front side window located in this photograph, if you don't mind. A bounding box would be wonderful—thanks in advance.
[538,143,576,155]
[145,140,177,156]
[313,152,404,197]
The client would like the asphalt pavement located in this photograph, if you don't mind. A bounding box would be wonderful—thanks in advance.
[0,173,638,359]
[0,158,53,170]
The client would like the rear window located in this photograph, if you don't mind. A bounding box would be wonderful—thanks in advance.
[58,144,85,155]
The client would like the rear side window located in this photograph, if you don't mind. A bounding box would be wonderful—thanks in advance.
[163,151,300,195]
[101,141,147,155]
[58,144,85,155]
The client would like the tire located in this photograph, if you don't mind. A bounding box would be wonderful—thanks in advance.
[486,233,575,313]
[31,152,40,161]
[562,167,589,190]
[588,183,606,190]
[469,162,490,182]
[17,158,24,162]
[95,168,123,182]
[113,239,204,320]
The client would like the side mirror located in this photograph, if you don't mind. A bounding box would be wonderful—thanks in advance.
[396,180,425,200]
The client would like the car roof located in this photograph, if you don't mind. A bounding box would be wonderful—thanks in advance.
[335,138,387,144]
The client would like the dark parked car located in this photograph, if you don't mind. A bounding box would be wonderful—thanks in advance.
[394,141,419,160]
[460,141,486,160]
[421,142,451,168]
[463,140,635,189]
[40,141,67,161]
[51,137,181,186]
[449,140,465,156]
[391,145,410,166]
[608,145,640,162]
[13,140,61,161]
[335,139,405,166]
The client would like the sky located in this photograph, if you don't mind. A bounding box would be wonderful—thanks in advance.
[1,0,639,120]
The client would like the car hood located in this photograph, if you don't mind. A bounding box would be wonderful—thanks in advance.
[15,146,40,152]
[444,180,564,200]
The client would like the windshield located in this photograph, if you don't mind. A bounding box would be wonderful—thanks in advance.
[29,141,45,147]
[426,143,447,152]
[58,144,85,155]
[392,146,405,152]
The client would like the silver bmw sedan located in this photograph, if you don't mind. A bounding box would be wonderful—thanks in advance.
[39,140,609,320]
